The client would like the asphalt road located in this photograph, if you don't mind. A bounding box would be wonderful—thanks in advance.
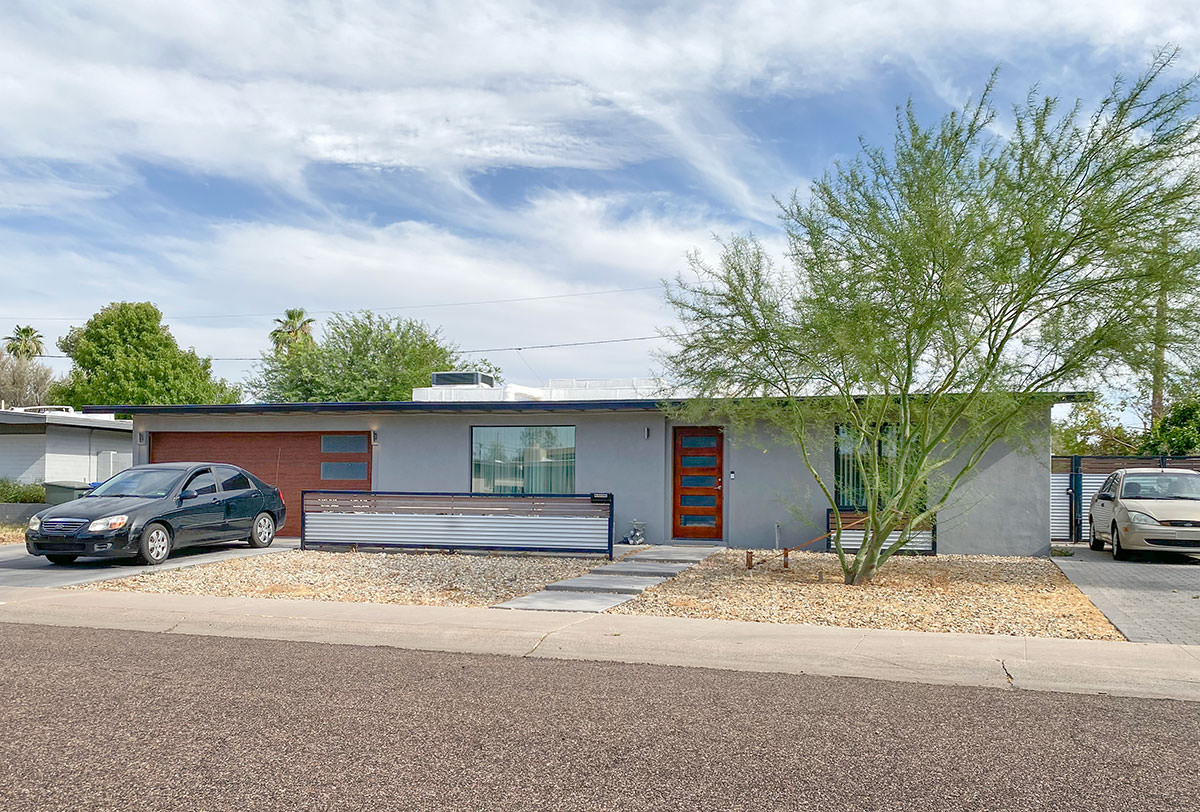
[0,538,299,588]
[1,624,1196,811]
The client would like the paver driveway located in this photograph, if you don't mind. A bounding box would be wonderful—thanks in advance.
[1054,545,1200,644]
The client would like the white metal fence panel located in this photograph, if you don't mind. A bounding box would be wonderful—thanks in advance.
[829,529,935,553]
[301,491,614,557]
[1050,472,1072,541]
[1079,474,1109,529]
[305,513,611,552]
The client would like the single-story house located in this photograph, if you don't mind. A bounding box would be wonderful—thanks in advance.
[0,407,133,484]
[83,375,1066,555]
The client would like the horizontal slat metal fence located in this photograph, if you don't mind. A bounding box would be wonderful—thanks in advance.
[825,510,935,554]
[301,491,614,558]
[1050,472,1072,541]
[1050,456,1200,541]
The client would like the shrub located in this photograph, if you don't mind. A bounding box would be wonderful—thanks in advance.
[0,479,46,503]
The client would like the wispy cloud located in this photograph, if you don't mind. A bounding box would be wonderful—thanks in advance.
[0,1,1196,387]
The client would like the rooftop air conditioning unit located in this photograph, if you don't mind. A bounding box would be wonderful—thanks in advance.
[430,371,496,388]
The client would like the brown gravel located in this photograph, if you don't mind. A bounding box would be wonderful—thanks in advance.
[75,549,598,607]
[613,549,1123,640]
[0,524,25,545]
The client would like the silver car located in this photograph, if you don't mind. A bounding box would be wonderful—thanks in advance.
[1088,468,1200,559]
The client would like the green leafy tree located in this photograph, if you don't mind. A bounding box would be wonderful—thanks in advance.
[251,311,500,402]
[664,52,1200,584]
[4,325,44,359]
[269,308,317,352]
[50,302,240,407]
[1140,398,1200,455]
[1052,398,1145,455]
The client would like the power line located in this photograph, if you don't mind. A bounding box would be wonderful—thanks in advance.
[459,335,664,354]
[1,285,661,323]
[34,333,668,363]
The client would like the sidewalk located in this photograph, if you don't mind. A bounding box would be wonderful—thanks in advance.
[1,584,1197,701]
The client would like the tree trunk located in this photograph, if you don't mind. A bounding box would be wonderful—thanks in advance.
[1152,275,1168,422]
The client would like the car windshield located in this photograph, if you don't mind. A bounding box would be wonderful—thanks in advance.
[88,469,185,499]
[1120,472,1200,500]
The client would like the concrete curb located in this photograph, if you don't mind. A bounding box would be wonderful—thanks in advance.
[0,585,1197,702]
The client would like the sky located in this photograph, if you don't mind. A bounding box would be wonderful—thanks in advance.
[1,1,1198,394]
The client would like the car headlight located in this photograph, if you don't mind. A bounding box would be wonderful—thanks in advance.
[27,516,40,532]
[87,515,129,532]
[1125,510,1160,526]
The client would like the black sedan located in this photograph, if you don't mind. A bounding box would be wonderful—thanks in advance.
[26,463,286,566]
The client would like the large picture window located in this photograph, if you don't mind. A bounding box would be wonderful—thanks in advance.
[471,426,576,494]
[835,424,919,510]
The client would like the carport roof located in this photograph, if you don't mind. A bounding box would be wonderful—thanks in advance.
[81,391,1091,417]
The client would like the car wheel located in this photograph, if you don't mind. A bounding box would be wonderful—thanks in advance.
[46,554,78,566]
[1088,519,1104,551]
[137,523,172,565]
[1111,523,1129,561]
[248,512,276,548]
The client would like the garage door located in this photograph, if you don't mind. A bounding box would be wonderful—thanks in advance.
[149,431,372,536]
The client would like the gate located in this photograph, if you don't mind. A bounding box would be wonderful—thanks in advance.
[1050,456,1200,542]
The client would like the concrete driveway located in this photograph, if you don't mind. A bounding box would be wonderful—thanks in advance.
[0,537,299,588]
[1054,545,1200,644]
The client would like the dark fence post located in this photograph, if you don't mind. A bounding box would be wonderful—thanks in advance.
[1070,455,1082,543]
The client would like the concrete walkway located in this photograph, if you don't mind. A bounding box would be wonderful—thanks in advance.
[1,584,1196,702]
[1053,545,1200,645]
[493,544,717,612]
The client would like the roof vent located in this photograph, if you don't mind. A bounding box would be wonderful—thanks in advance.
[430,371,496,388]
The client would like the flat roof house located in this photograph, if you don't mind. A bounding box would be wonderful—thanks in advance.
[85,376,1063,553]
[0,407,133,485]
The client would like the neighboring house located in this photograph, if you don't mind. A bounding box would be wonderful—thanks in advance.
[84,375,1068,553]
[0,407,133,484]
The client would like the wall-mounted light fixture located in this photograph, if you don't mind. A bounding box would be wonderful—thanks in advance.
[370,429,379,446]
[136,431,147,446]
[644,426,651,440]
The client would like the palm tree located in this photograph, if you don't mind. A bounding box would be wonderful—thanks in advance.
[269,308,316,352]
[4,325,44,359]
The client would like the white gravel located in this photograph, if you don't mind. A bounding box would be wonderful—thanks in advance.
[75,549,600,607]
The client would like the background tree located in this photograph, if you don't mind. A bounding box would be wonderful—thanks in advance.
[51,302,240,408]
[4,325,45,359]
[269,308,317,352]
[1051,397,1145,455]
[1139,398,1200,455]
[251,311,500,402]
[0,349,54,407]
[664,52,1200,585]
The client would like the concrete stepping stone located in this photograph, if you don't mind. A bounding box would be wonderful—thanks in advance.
[592,561,690,578]
[545,574,666,595]
[493,590,633,612]
[628,546,722,564]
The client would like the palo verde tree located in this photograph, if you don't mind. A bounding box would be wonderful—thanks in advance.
[664,51,1200,585]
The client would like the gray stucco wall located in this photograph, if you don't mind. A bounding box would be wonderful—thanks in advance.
[934,412,1052,557]
[131,404,1052,555]
[374,412,669,544]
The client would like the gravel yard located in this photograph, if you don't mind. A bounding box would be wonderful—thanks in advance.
[613,550,1123,640]
[0,525,25,545]
[75,549,598,607]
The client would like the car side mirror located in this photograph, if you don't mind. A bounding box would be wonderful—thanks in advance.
[180,489,198,501]
[1097,492,1115,502]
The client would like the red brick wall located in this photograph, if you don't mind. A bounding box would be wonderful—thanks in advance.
[149,431,372,536]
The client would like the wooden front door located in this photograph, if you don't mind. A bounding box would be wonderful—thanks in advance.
[672,426,723,539]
